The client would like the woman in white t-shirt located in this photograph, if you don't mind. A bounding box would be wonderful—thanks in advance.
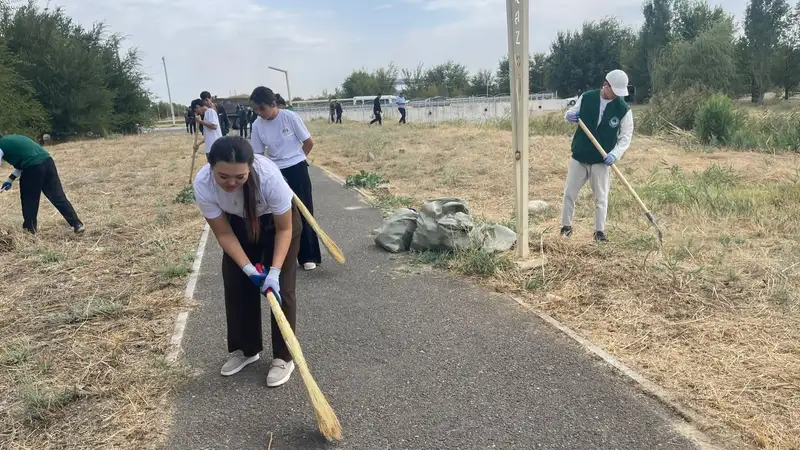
[249,86,322,271]
[193,135,302,387]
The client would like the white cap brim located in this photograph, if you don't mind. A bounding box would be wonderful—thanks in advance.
[612,85,628,97]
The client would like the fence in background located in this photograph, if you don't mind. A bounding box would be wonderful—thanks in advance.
[292,94,574,124]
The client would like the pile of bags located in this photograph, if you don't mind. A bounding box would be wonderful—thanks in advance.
[374,197,516,254]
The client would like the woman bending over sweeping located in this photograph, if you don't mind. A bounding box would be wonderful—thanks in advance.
[193,135,302,387]
[249,86,322,271]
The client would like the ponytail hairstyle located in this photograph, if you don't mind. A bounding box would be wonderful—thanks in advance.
[207,136,262,242]
[275,94,287,108]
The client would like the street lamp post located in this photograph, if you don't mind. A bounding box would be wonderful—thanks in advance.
[268,66,291,104]
[162,56,176,125]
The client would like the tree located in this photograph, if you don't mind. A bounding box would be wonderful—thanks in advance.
[529,52,550,93]
[548,18,635,97]
[0,42,49,137]
[745,0,791,103]
[340,64,398,97]
[423,61,470,97]
[672,0,730,41]
[495,56,510,95]
[469,69,494,96]
[0,0,152,135]
[642,0,673,77]
[652,19,740,96]
[771,1,800,99]
[401,63,427,98]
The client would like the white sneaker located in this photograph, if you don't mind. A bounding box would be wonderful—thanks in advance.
[220,350,259,376]
[303,262,317,271]
[267,358,295,387]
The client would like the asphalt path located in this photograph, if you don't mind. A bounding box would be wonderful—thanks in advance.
[166,164,699,450]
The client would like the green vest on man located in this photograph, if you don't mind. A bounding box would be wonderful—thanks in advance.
[570,89,630,165]
[559,69,634,243]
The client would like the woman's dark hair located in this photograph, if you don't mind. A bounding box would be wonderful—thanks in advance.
[208,136,261,242]
[250,86,276,106]
[275,94,287,107]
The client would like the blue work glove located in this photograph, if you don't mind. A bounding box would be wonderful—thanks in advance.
[1,179,12,191]
[604,153,617,166]
[243,263,266,287]
[255,263,283,305]
[566,111,579,123]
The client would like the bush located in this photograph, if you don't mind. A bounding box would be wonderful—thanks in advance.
[728,111,800,152]
[694,93,742,144]
[639,86,711,134]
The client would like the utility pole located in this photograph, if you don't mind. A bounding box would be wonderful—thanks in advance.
[506,0,530,259]
[162,56,176,125]
[268,66,292,104]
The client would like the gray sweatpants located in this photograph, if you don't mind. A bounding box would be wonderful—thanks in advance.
[560,158,612,232]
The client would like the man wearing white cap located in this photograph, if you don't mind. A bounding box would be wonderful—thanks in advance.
[560,69,633,242]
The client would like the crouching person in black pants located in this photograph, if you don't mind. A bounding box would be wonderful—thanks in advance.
[249,86,322,271]
[0,133,84,234]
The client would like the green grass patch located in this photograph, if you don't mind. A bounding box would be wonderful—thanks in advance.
[174,185,195,204]
[345,170,387,189]
[51,299,124,325]
[20,384,82,424]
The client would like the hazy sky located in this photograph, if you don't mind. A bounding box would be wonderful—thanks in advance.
[33,0,749,103]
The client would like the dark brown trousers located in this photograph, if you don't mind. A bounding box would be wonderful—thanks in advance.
[221,205,302,361]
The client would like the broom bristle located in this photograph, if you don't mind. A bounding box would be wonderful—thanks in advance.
[267,292,342,441]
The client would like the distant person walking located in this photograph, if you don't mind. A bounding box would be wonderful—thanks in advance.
[560,69,633,243]
[248,107,257,136]
[192,98,223,155]
[237,105,248,138]
[249,86,322,271]
[396,93,407,124]
[329,101,336,123]
[369,94,382,125]
[187,108,197,134]
[335,101,343,123]
[0,133,84,234]
[192,135,303,385]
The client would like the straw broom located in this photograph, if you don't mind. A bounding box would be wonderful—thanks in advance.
[255,264,342,441]
[291,193,345,264]
[189,122,199,185]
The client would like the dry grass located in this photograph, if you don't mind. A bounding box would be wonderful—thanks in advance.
[0,132,205,449]
[307,118,800,450]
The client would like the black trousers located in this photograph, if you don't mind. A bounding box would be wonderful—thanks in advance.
[280,161,322,265]
[336,112,342,123]
[238,120,248,137]
[370,111,382,125]
[398,107,406,123]
[221,206,302,360]
[19,157,81,233]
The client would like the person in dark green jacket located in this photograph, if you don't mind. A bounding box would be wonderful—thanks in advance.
[0,133,84,234]
[560,69,633,242]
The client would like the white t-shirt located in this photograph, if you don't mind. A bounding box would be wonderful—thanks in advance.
[202,108,223,154]
[249,109,311,169]
[193,154,294,220]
